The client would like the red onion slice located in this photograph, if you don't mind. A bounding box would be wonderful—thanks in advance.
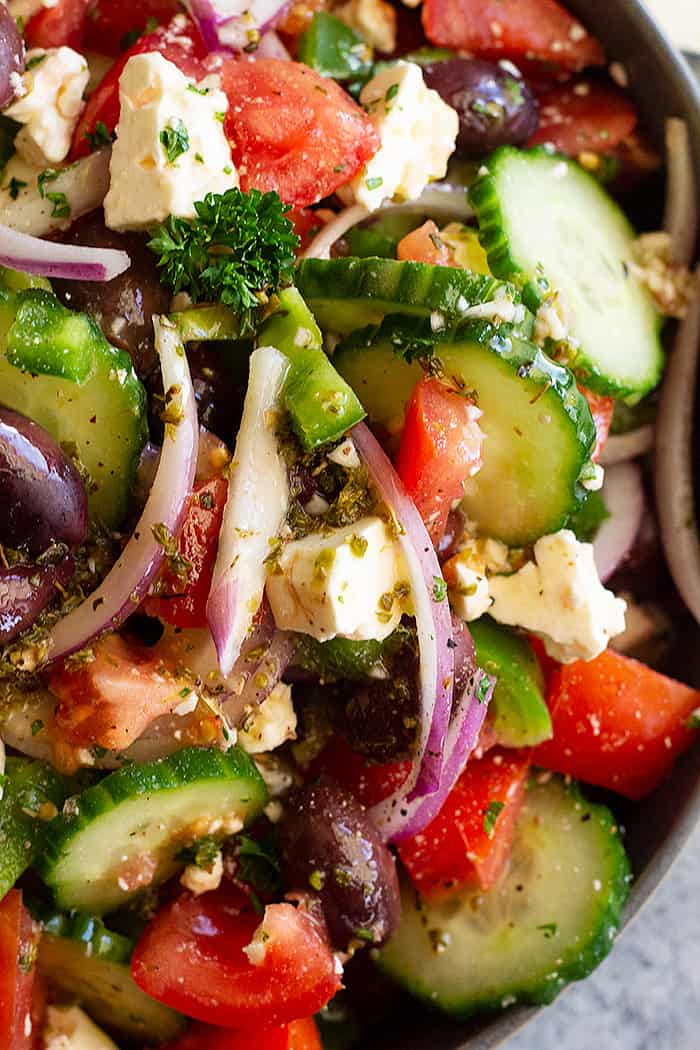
[0,222,130,282]
[352,422,454,805]
[599,425,654,465]
[255,31,291,59]
[207,346,290,675]
[302,205,369,260]
[593,462,645,582]
[186,0,289,52]
[47,317,198,663]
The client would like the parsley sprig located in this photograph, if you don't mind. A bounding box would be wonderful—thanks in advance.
[148,187,299,334]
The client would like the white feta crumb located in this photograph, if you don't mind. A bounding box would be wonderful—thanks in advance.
[42,1005,118,1050]
[327,438,361,470]
[338,61,458,212]
[180,850,224,895]
[104,52,237,231]
[489,529,627,663]
[334,0,397,53]
[581,462,605,492]
[238,682,297,754]
[6,48,89,166]
[243,920,270,966]
[304,492,331,516]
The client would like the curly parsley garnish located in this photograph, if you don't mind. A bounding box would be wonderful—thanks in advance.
[147,187,299,334]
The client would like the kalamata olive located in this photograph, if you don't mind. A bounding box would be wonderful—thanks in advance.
[422,58,539,155]
[280,775,401,950]
[0,558,74,643]
[0,6,24,110]
[0,405,87,555]
[53,213,170,377]
[341,665,418,763]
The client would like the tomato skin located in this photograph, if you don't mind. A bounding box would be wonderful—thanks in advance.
[83,0,182,56]
[310,737,410,809]
[579,387,614,463]
[396,376,483,545]
[144,477,228,629]
[397,749,530,897]
[162,1018,321,1050]
[533,650,700,799]
[131,888,341,1030]
[529,81,638,156]
[0,891,41,1050]
[422,0,604,73]
[215,59,379,207]
[397,220,452,266]
[24,0,91,50]
[70,17,208,159]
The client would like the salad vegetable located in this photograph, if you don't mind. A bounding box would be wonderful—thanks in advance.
[0,0,697,1045]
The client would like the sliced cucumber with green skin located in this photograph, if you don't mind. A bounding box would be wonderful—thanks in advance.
[258,287,366,448]
[38,932,185,1042]
[469,147,663,401]
[0,757,69,900]
[294,257,530,337]
[0,266,52,292]
[31,905,134,963]
[38,746,268,914]
[171,303,243,342]
[335,319,596,544]
[377,776,631,1016]
[0,288,147,528]
[469,617,552,747]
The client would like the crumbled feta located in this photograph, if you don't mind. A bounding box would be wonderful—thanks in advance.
[180,850,224,895]
[243,919,270,966]
[266,516,408,641]
[43,1005,118,1050]
[338,61,458,212]
[334,0,397,53]
[443,536,511,622]
[6,48,89,166]
[104,52,237,231]
[238,682,297,754]
[629,231,696,319]
[327,437,361,470]
[460,284,527,326]
[489,529,627,663]
[580,462,605,492]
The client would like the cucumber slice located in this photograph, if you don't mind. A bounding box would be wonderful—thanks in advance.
[171,303,243,342]
[0,266,52,292]
[0,757,68,900]
[334,319,596,544]
[469,617,552,747]
[38,931,185,1042]
[294,257,531,337]
[38,746,267,913]
[377,776,631,1016]
[0,288,147,527]
[469,148,663,400]
[32,905,134,963]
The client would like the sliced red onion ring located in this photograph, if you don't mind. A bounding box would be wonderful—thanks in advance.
[599,425,654,466]
[186,0,232,51]
[47,317,198,663]
[352,422,454,807]
[593,462,645,583]
[207,346,290,675]
[0,222,130,282]
[302,205,369,260]
[255,30,291,59]
[186,0,288,52]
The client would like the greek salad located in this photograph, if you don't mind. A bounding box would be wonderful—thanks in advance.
[0,0,698,1046]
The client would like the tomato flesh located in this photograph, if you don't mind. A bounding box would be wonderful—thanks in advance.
[144,477,228,629]
[579,387,614,463]
[529,81,638,156]
[533,649,700,799]
[24,0,91,50]
[422,0,604,73]
[131,888,341,1029]
[397,221,452,266]
[83,0,182,55]
[397,748,530,897]
[0,891,41,1050]
[310,737,411,809]
[215,58,379,207]
[396,375,483,545]
[162,1018,321,1050]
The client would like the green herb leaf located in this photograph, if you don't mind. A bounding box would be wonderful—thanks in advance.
[236,832,281,895]
[7,177,26,200]
[84,120,112,152]
[364,175,383,191]
[47,192,70,219]
[483,800,505,837]
[160,118,190,165]
[148,187,299,334]
[432,576,448,602]
[537,922,558,939]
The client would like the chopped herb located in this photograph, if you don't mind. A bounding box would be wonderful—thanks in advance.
[177,835,220,869]
[348,533,368,557]
[354,927,375,942]
[333,163,347,173]
[30,719,44,736]
[37,168,61,197]
[214,111,226,123]
[160,119,190,165]
[364,175,383,191]
[91,744,108,759]
[483,800,505,837]
[179,686,191,698]
[236,833,281,895]
[686,712,700,729]
[120,15,158,49]
[187,82,209,95]
[194,152,204,164]
[385,82,399,101]
[47,192,70,219]
[7,177,26,199]
[25,53,47,71]
[432,576,448,602]
[151,521,191,585]
[148,186,298,334]
[199,490,214,510]
[308,869,325,891]
[476,674,491,704]
[84,120,112,151]
[537,922,558,939]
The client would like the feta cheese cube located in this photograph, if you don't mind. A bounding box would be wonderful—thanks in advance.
[266,516,408,641]
[443,537,510,622]
[489,529,627,663]
[104,52,238,231]
[180,850,224,895]
[6,48,89,166]
[338,61,458,212]
[43,1005,118,1050]
[238,682,297,754]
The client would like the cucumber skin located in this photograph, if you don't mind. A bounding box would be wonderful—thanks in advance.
[31,905,134,964]
[469,147,664,400]
[377,778,631,1016]
[0,757,69,901]
[38,747,267,909]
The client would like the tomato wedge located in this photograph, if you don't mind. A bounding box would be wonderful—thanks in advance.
[533,649,700,799]
[422,0,604,73]
[162,1017,321,1050]
[311,737,411,809]
[144,477,227,630]
[397,220,452,266]
[131,888,341,1029]
[215,58,379,207]
[529,81,638,156]
[396,375,483,545]
[579,387,614,463]
[397,748,531,897]
[70,17,208,159]
[0,891,41,1050]
[24,0,91,50]
[83,0,182,56]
